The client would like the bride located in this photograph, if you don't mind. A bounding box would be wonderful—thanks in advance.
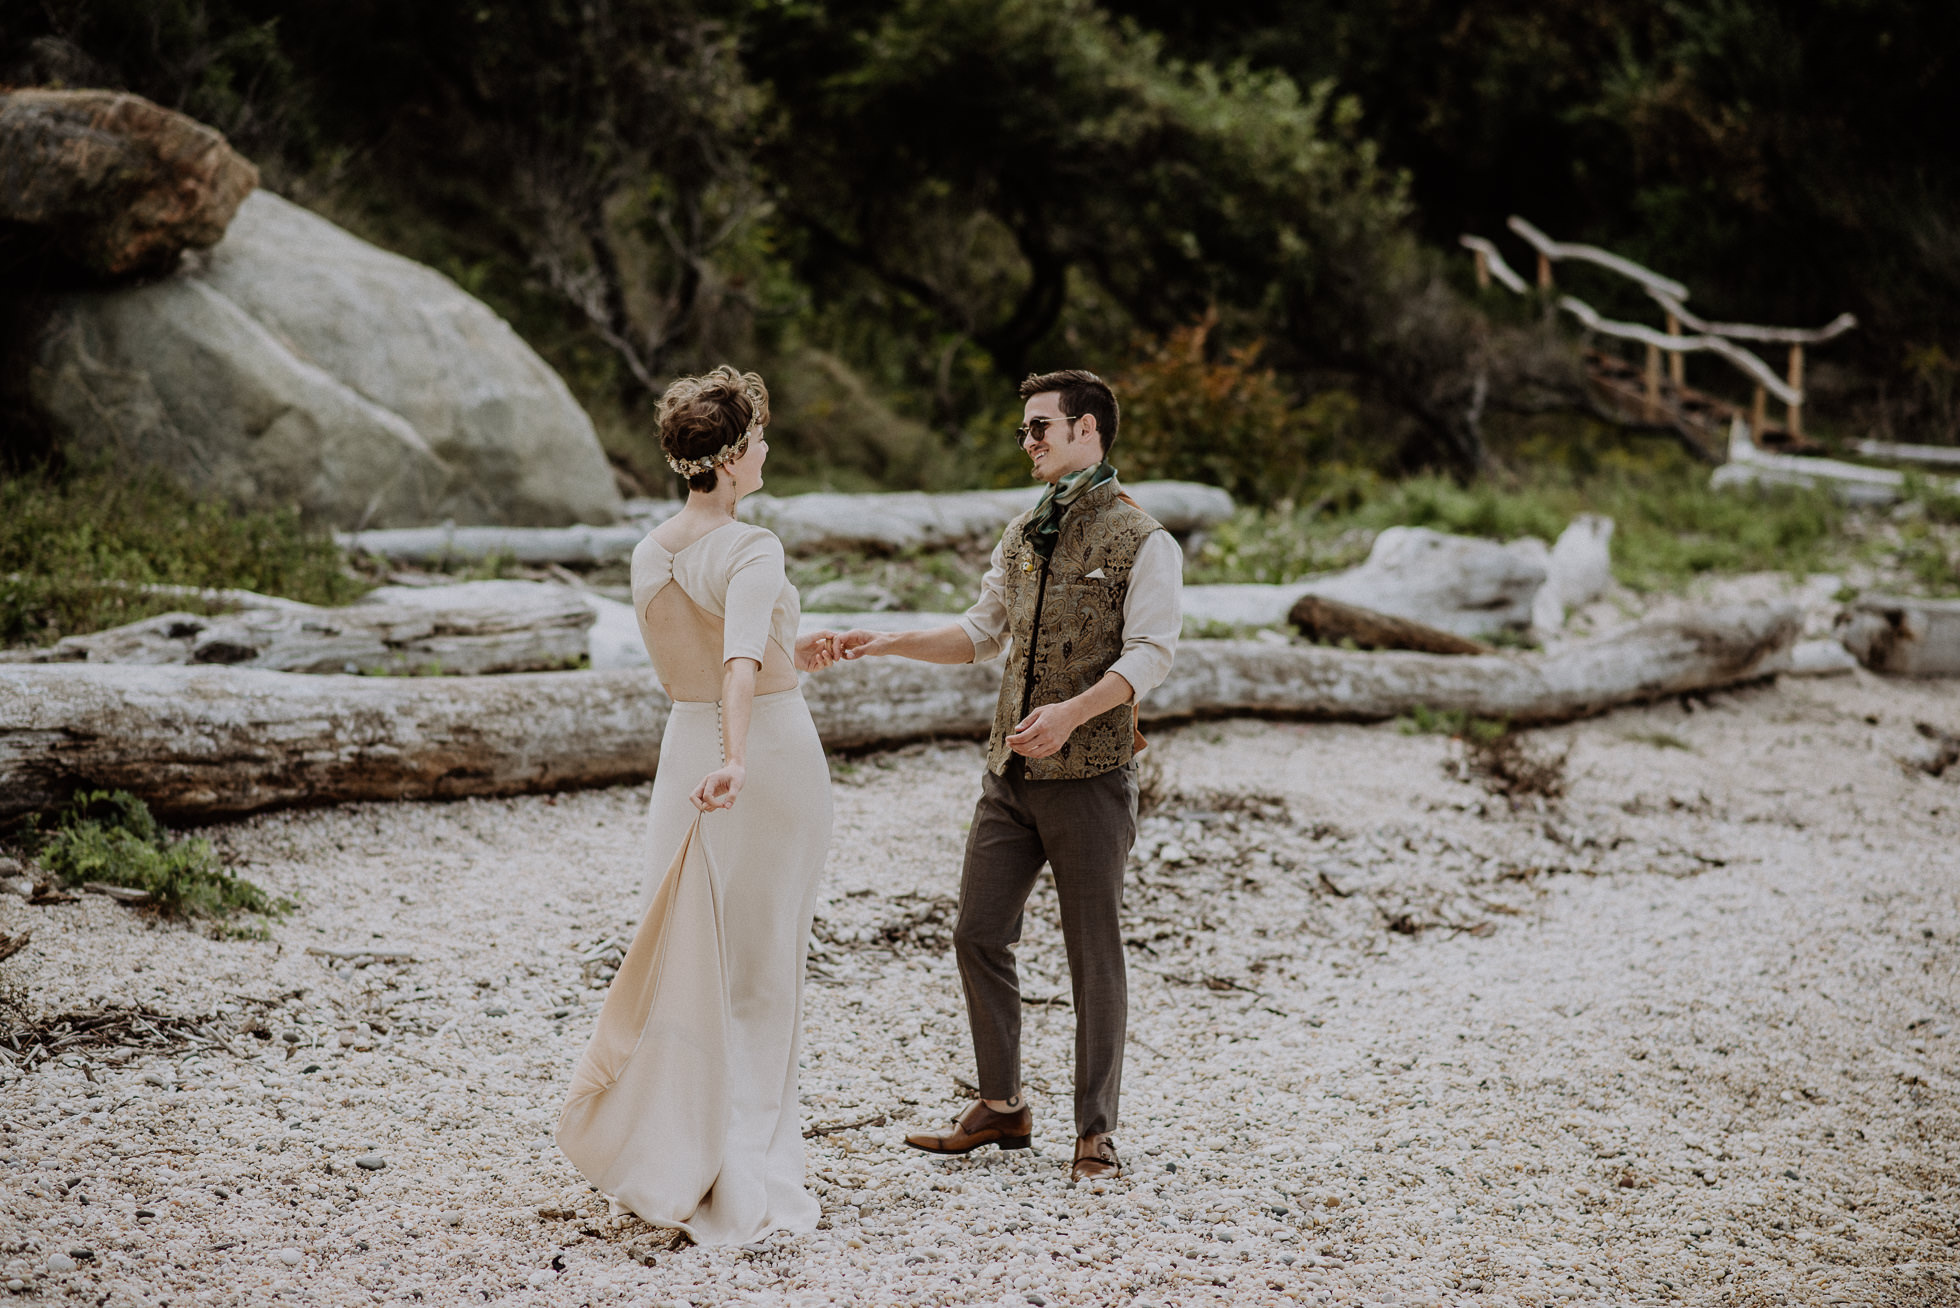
[558,366,841,1246]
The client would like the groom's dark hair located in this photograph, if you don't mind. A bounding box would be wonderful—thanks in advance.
[1020,369,1119,455]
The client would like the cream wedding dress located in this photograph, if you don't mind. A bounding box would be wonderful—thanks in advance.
[557,522,832,1245]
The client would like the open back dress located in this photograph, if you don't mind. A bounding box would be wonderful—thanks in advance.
[557,520,832,1246]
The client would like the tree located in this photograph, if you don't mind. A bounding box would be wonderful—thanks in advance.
[1108,0,1960,409]
[747,0,1519,472]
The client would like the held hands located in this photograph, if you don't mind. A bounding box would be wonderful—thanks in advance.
[795,630,842,672]
[838,628,902,660]
[1005,701,1085,759]
[690,762,745,812]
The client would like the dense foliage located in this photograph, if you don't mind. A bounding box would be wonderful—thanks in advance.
[0,464,361,647]
[1108,0,1960,428]
[2,1,1953,496]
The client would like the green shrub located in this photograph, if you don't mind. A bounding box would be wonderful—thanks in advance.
[1,465,363,647]
[37,791,292,927]
[1115,316,1359,506]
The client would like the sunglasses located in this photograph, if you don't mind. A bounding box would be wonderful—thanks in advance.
[1016,414,1081,443]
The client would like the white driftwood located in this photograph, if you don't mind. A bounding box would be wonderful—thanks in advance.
[1711,421,1910,506]
[1143,601,1797,723]
[1457,235,1529,294]
[1507,216,1690,301]
[1177,527,1551,638]
[1852,439,1960,471]
[1781,639,1859,677]
[5,580,593,676]
[1834,595,1960,676]
[1559,296,1800,404]
[1648,292,1856,348]
[338,481,1236,563]
[339,521,655,566]
[0,665,668,820]
[0,602,1797,819]
[1533,515,1616,633]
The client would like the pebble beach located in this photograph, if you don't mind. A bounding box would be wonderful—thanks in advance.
[3,670,1957,1307]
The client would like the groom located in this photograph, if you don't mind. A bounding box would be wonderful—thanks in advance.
[839,369,1180,1183]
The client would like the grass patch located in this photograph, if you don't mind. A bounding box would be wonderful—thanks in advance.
[1,465,364,648]
[1623,730,1693,751]
[1183,445,1847,593]
[1396,705,1509,743]
[29,791,292,933]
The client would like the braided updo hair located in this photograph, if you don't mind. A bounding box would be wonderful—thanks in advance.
[656,366,771,493]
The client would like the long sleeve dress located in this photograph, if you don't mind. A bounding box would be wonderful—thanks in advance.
[557,521,832,1245]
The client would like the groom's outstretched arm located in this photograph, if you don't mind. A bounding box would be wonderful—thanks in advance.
[840,533,1009,665]
[837,623,978,663]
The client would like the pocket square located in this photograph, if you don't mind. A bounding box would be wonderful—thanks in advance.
[1082,567,1107,580]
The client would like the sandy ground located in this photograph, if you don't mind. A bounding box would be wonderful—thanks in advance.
[2,668,1958,1307]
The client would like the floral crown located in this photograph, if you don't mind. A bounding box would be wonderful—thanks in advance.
[665,379,766,477]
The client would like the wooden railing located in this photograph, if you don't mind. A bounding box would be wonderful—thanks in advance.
[1464,217,1857,440]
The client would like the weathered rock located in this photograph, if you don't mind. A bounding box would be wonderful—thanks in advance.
[0,89,258,280]
[29,191,622,529]
[1834,595,1960,676]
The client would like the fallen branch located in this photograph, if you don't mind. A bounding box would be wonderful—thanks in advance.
[802,1112,889,1139]
[82,882,152,904]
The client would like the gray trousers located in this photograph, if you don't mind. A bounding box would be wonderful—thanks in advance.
[953,759,1138,1138]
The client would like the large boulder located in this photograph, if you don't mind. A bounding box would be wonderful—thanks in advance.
[28,190,623,528]
[0,89,258,280]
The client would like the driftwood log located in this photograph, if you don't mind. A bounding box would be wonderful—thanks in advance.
[1834,595,1960,676]
[1287,595,1491,655]
[1180,526,1549,639]
[0,602,1797,821]
[339,480,1236,563]
[0,666,667,821]
[1,581,594,676]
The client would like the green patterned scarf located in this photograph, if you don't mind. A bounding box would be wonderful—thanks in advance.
[1025,461,1116,561]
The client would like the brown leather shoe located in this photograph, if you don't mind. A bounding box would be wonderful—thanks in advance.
[903,1100,1032,1155]
[1070,1134,1121,1183]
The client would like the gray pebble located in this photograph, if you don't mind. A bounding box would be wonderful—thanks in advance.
[355,1155,387,1171]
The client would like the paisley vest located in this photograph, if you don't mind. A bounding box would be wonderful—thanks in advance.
[986,479,1163,780]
